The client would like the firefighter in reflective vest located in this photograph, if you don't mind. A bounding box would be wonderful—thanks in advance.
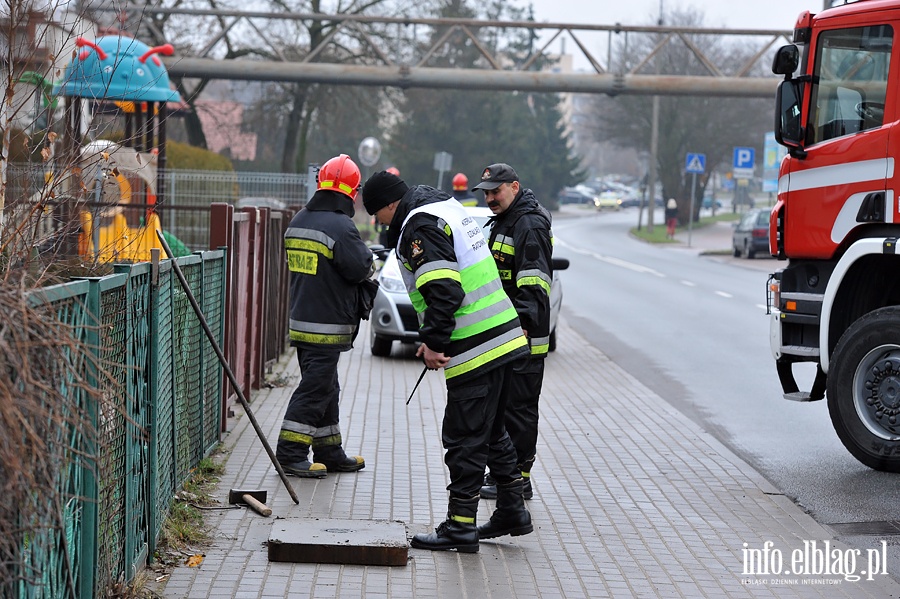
[277,154,375,478]
[473,163,553,502]
[451,172,478,207]
[362,169,533,553]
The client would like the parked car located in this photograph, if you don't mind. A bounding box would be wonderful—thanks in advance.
[732,208,770,259]
[594,191,622,211]
[557,187,596,205]
[369,206,568,356]
[702,196,723,209]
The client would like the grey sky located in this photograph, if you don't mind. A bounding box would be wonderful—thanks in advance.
[527,1,819,31]
[524,1,819,71]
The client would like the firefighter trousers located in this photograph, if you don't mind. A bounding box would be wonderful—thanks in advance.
[504,354,545,472]
[444,363,519,498]
[276,348,342,464]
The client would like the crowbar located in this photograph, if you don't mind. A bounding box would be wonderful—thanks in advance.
[155,231,300,505]
[407,365,428,405]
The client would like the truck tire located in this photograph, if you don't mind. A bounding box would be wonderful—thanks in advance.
[827,306,900,472]
[370,331,393,357]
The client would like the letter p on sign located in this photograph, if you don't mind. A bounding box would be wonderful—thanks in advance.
[733,147,755,179]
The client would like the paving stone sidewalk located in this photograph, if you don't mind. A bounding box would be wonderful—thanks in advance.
[153,317,900,598]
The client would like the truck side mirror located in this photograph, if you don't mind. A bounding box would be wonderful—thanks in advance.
[775,79,805,153]
[772,44,800,78]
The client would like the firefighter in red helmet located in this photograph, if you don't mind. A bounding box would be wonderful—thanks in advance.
[451,172,479,207]
[276,154,377,477]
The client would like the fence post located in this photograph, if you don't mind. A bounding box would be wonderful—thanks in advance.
[79,278,101,599]
[209,203,234,431]
[146,249,161,559]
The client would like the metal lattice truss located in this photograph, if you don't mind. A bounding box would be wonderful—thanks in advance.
[99,7,795,97]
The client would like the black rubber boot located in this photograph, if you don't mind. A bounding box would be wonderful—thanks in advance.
[411,497,479,553]
[480,473,497,499]
[477,480,533,539]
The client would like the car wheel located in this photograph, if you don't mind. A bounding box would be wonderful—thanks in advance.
[742,241,751,259]
[370,332,393,357]
[827,307,900,472]
[732,244,740,258]
[548,328,557,352]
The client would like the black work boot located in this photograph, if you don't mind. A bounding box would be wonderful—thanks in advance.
[483,472,533,500]
[411,497,479,553]
[477,479,533,539]
[521,474,533,500]
[520,458,535,500]
[313,445,365,472]
[277,441,327,479]
[480,473,498,499]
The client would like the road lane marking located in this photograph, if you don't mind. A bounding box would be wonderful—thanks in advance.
[681,280,696,287]
[715,291,733,298]
[558,240,665,277]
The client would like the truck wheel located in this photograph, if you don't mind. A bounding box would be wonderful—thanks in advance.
[827,306,900,472]
[370,332,393,357]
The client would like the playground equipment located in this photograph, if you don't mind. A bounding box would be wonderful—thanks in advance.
[51,35,184,261]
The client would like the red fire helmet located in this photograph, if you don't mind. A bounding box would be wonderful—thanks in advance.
[318,154,361,200]
[452,172,468,191]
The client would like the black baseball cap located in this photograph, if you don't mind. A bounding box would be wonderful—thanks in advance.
[472,163,519,191]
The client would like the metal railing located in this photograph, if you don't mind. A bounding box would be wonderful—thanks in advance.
[18,251,225,598]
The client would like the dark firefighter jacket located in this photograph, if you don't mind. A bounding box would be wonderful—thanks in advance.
[487,188,553,356]
[386,185,528,386]
[284,189,374,352]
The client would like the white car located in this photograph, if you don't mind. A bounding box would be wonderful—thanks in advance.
[369,206,567,357]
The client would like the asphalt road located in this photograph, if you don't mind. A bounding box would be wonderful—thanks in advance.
[551,207,900,575]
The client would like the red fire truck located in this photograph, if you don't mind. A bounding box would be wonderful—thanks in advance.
[770,0,900,471]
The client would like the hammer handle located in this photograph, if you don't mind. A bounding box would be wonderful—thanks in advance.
[243,494,272,517]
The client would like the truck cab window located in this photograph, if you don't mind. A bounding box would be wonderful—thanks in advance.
[807,25,892,145]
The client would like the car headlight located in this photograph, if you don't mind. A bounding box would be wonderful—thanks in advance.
[378,254,408,293]
[380,275,406,293]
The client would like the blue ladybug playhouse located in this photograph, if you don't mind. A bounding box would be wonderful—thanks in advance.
[53,35,184,260]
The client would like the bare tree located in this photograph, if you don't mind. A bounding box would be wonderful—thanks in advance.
[587,7,773,223]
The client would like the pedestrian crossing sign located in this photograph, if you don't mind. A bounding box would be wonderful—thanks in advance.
[685,153,706,174]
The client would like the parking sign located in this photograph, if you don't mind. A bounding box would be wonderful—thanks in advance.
[733,147,755,179]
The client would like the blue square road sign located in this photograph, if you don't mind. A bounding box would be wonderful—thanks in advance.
[685,153,706,174]
[733,146,755,179]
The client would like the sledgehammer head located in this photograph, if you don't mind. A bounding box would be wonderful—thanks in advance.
[228,489,272,517]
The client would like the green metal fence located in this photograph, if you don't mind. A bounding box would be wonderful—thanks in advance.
[19,250,226,598]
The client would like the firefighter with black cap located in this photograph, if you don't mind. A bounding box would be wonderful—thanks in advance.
[361,169,533,553]
[473,163,553,504]
[276,154,377,478]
